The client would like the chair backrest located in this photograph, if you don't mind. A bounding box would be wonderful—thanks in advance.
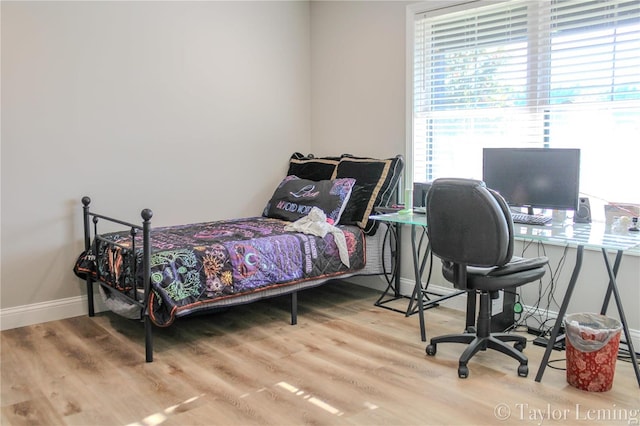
[426,178,514,268]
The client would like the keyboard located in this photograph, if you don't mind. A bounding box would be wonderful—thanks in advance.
[511,212,552,225]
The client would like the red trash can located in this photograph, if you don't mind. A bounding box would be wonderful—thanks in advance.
[565,313,622,392]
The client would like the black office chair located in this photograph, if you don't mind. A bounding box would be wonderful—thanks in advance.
[424,178,548,378]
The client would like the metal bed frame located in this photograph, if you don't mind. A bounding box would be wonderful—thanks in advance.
[80,196,363,362]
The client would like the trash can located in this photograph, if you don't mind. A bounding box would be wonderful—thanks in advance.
[565,313,622,392]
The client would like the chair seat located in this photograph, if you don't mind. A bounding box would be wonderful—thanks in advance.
[443,256,548,293]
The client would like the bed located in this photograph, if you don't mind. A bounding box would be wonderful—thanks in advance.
[74,153,403,362]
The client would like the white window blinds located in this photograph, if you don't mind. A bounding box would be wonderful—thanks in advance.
[411,0,640,210]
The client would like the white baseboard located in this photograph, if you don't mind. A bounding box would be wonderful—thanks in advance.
[4,279,639,352]
[0,295,107,331]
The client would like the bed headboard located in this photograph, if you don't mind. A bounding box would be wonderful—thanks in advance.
[275,152,404,235]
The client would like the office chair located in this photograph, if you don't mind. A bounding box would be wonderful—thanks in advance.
[424,178,548,378]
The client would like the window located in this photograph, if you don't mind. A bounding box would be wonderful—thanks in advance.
[408,0,640,218]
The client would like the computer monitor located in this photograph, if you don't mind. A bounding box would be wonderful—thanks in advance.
[482,148,581,214]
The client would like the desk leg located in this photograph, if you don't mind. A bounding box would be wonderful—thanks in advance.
[535,245,584,383]
[599,249,622,314]
[411,225,464,342]
[407,228,431,315]
[373,223,405,311]
[599,249,640,387]
[394,223,402,297]
[412,225,427,342]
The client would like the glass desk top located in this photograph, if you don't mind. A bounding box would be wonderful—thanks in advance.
[370,212,640,253]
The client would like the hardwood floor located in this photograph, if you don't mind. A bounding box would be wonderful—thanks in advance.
[2,282,638,425]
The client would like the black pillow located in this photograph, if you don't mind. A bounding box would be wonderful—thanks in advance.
[286,153,340,181]
[263,176,356,224]
[334,155,404,235]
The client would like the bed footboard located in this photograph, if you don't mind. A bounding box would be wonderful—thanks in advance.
[81,196,155,362]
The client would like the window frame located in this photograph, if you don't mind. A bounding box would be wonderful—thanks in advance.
[405,0,640,215]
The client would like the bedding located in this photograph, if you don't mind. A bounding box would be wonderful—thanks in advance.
[75,216,365,327]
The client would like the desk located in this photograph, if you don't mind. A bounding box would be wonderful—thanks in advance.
[370,212,640,387]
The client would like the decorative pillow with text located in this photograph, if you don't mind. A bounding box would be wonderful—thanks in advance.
[263,176,356,224]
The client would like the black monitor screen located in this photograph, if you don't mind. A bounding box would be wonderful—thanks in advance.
[482,148,581,212]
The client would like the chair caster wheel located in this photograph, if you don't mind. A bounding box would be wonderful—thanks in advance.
[458,365,469,378]
[518,364,529,377]
[515,342,526,352]
[426,344,437,356]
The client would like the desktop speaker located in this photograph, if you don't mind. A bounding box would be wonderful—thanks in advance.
[574,197,592,223]
[413,182,432,208]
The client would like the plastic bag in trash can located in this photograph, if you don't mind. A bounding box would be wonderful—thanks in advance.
[565,313,622,352]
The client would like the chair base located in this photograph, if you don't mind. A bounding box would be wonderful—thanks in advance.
[426,333,528,378]
[425,290,529,379]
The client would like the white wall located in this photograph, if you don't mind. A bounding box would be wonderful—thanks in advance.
[1,1,311,311]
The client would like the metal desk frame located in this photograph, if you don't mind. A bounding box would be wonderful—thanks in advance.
[371,212,640,386]
[370,212,466,341]
[534,245,639,386]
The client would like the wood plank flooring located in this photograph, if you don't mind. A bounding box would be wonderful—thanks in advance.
[2,282,639,425]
